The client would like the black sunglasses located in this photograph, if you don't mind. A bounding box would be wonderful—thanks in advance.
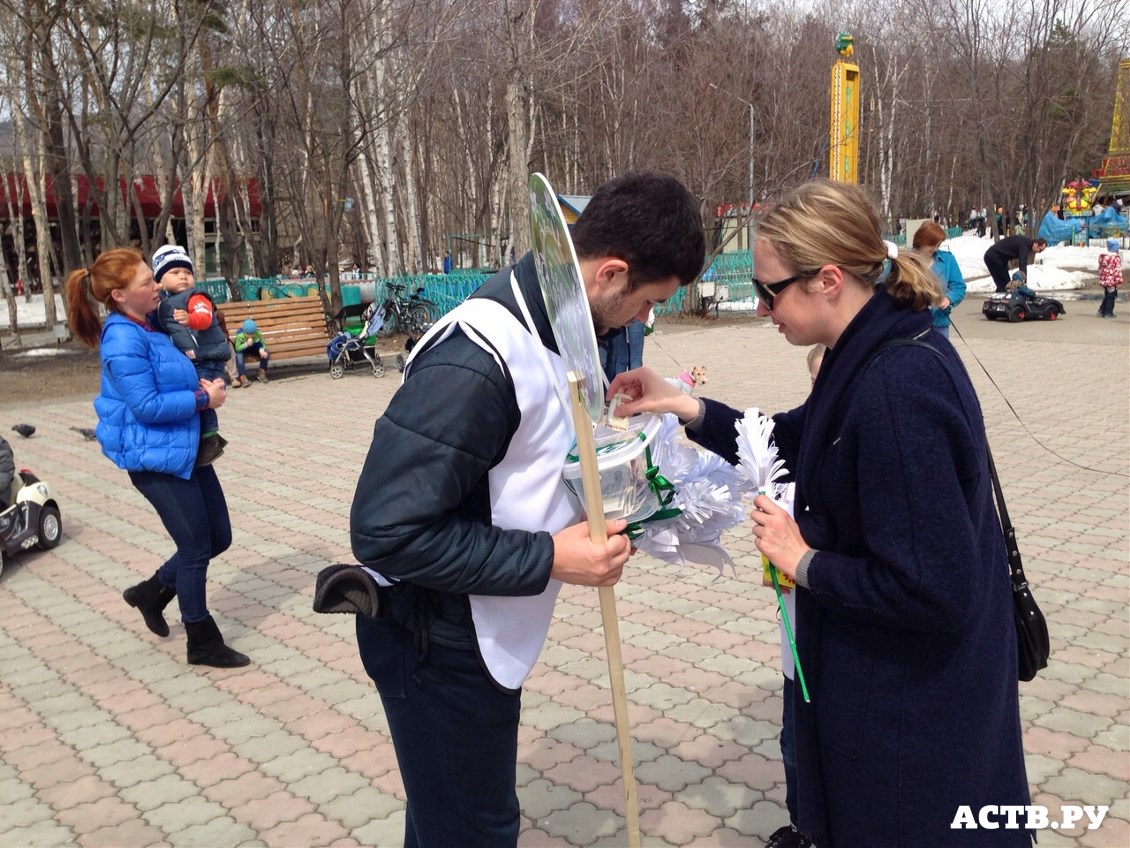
[752,272,813,310]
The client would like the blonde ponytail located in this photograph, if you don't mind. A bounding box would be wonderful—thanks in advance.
[884,250,943,311]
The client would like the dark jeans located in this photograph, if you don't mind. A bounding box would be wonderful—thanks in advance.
[356,615,521,848]
[1100,287,1118,317]
[195,360,227,435]
[781,674,798,824]
[129,465,231,623]
[984,254,1011,292]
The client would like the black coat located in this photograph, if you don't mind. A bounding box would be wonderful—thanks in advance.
[0,435,13,503]
[690,290,1030,847]
[984,235,1040,275]
[349,254,559,648]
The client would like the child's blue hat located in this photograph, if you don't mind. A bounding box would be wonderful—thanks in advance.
[242,319,257,333]
[1108,238,1120,252]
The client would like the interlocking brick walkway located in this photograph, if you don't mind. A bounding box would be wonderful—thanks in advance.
[0,297,1126,847]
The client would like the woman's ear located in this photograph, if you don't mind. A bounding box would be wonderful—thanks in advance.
[813,264,846,298]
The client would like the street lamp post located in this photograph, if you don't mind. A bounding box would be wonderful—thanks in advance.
[746,101,755,253]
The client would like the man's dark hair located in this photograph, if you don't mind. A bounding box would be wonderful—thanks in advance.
[572,170,706,290]
[1034,237,1048,247]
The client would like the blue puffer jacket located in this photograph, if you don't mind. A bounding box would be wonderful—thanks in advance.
[94,313,202,479]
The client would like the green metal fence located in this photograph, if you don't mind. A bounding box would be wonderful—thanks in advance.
[200,274,491,320]
[203,259,768,320]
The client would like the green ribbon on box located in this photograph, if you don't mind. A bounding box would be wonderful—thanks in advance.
[625,446,681,539]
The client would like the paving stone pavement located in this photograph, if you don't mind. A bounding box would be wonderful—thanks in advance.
[0,296,1126,848]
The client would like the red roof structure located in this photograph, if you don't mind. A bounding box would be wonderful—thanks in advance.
[0,173,262,220]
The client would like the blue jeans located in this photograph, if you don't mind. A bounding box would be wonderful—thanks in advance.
[195,360,226,435]
[781,674,798,824]
[356,615,521,848]
[599,319,646,381]
[235,343,268,377]
[129,465,232,623]
[625,318,645,369]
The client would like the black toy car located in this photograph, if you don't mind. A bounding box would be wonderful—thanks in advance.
[0,469,62,577]
[982,291,1066,323]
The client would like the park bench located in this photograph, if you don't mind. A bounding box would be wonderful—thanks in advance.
[218,294,330,363]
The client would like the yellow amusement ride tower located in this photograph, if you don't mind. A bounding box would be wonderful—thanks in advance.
[829,32,860,183]
[1092,59,1130,198]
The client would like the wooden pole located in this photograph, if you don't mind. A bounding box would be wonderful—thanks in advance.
[567,372,640,847]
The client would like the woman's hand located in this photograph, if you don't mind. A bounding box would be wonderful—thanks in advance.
[201,378,228,410]
[750,494,810,579]
[173,308,190,325]
[606,367,700,422]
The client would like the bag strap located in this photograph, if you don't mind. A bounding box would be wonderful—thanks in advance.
[986,447,1029,591]
[868,337,1027,590]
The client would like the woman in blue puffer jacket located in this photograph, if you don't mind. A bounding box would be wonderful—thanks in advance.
[65,248,248,669]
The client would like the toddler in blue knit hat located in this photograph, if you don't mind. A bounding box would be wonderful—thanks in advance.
[152,244,230,466]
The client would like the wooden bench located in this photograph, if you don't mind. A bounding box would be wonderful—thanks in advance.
[218,295,330,362]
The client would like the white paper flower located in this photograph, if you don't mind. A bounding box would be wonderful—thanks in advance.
[735,407,788,493]
[632,414,752,572]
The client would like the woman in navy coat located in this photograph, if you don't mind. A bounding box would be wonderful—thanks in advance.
[609,180,1030,847]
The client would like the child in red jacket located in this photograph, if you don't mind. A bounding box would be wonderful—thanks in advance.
[1097,238,1124,319]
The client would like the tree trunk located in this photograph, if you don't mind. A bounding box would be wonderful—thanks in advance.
[397,116,423,274]
[504,0,537,261]
[12,106,57,325]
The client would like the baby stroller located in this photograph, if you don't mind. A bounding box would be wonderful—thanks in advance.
[326,303,387,378]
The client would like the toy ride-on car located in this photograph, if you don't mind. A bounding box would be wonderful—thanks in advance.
[0,469,62,577]
[982,290,1066,323]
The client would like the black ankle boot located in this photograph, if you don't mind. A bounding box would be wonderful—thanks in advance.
[123,573,177,637]
[185,616,250,668]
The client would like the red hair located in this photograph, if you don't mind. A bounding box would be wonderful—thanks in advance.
[65,248,145,348]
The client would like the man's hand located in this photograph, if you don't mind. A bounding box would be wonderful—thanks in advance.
[550,518,631,587]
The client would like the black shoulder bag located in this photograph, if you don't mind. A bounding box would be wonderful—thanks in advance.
[873,337,1050,681]
[986,448,1050,680]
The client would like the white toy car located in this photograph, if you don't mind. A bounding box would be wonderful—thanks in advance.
[0,469,62,577]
